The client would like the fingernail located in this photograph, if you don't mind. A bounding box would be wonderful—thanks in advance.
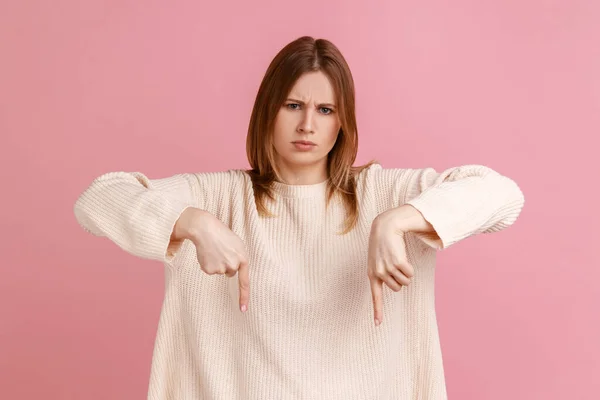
[241,304,247,312]
[375,319,380,326]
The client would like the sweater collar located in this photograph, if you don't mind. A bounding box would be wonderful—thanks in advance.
[270,179,329,199]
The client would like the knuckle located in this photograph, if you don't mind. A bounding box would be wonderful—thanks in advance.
[228,258,241,269]
[225,263,236,272]
[402,263,414,276]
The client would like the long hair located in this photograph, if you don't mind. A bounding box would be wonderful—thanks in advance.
[246,36,376,234]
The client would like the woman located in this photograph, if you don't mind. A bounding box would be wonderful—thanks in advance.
[74,36,524,399]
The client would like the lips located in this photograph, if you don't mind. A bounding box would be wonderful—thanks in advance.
[292,140,317,151]
[292,140,316,145]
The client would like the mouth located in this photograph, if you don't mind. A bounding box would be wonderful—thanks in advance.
[291,140,317,151]
[292,140,316,146]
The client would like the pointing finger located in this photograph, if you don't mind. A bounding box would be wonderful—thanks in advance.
[370,277,383,326]
[238,260,250,312]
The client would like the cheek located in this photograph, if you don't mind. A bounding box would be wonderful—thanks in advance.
[272,115,286,144]
[325,120,341,144]
[273,112,293,137]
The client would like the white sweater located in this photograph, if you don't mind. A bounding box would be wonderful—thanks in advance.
[73,163,524,399]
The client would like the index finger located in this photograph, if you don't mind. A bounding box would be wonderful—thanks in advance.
[238,260,250,312]
[370,277,383,326]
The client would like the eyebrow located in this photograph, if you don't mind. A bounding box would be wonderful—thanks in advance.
[286,98,336,108]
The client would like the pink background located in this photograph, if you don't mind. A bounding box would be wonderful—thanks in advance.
[1,1,599,399]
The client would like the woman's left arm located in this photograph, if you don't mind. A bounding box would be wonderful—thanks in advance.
[367,164,525,325]
[382,164,525,250]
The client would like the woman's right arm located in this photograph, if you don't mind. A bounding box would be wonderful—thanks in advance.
[75,169,251,309]
[73,171,201,263]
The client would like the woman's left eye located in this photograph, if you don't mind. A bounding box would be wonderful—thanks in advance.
[320,107,332,115]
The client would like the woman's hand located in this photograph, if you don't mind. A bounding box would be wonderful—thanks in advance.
[367,209,414,326]
[174,208,250,312]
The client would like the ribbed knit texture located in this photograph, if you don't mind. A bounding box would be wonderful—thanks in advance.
[73,163,524,400]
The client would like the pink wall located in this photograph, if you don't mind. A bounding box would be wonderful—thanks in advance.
[1,1,598,399]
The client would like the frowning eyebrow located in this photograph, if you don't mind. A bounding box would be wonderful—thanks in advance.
[286,98,336,108]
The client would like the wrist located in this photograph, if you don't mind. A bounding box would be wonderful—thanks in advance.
[173,207,209,243]
[378,204,432,234]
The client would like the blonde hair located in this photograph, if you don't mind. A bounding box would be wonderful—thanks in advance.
[246,36,376,234]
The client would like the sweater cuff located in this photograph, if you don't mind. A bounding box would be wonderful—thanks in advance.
[405,196,454,250]
[129,199,194,263]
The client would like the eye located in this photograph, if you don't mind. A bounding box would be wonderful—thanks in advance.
[320,107,333,115]
[286,103,300,110]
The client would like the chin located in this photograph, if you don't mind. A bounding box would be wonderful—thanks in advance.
[282,153,325,166]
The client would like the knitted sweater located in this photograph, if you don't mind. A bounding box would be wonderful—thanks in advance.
[73,163,525,400]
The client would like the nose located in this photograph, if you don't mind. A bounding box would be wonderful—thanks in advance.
[297,108,315,134]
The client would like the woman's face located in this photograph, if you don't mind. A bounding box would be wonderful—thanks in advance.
[272,71,341,181]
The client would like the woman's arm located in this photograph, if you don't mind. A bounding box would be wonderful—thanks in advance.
[73,171,200,263]
[403,164,525,249]
[371,164,525,250]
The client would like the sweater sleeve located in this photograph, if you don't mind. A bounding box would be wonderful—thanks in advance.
[73,171,202,264]
[403,164,525,250]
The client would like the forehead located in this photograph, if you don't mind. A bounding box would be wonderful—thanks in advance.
[288,71,336,103]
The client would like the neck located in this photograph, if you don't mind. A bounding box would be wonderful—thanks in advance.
[275,160,328,185]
